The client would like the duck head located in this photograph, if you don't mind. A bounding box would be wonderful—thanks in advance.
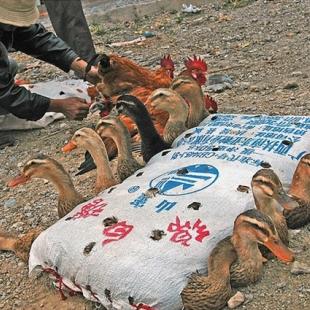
[234,209,294,263]
[7,155,66,187]
[148,88,188,114]
[110,95,146,119]
[95,116,119,138]
[251,169,299,212]
[289,153,310,203]
[62,128,101,153]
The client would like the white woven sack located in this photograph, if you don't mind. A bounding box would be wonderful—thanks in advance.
[0,79,89,131]
[29,114,310,310]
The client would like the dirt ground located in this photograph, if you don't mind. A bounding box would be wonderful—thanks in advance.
[0,0,309,309]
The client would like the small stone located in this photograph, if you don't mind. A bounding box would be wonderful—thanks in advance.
[244,293,254,304]
[291,261,310,275]
[283,82,299,90]
[17,261,25,268]
[4,198,17,208]
[291,71,303,77]
[206,83,230,93]
[276,281,286,289]
[59,123,67,129]
[289,229,301,237]
[228,291,245,309]
[250,85,260,92]
[207,74,234,92]
[239,82,250,90]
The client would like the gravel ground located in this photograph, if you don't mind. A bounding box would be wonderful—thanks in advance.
[0,0,309,309]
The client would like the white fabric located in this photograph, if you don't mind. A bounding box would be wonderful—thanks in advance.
[0,80,90,131]
[29,114,310,309]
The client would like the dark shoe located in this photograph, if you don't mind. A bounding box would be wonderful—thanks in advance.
[0,135,15,150]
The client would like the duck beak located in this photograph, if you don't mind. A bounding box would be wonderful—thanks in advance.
[277,191,299,211]
[62,140,77,153]
[263,239,294,263]
[7,174,29,187]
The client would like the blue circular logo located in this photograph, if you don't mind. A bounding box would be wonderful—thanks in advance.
[150,164,219,196]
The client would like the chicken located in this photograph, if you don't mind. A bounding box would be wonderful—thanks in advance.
[95,53,174,97]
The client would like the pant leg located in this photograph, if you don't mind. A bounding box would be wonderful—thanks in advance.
[44,0,96,62]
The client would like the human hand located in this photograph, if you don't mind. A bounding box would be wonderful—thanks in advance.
[49,97,89,120]
[85,66,100,85]
[71,58,100,85]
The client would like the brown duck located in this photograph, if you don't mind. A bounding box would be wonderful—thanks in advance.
[181,209,294,310]
[0,228,41,262]
[147,88,189,144]
[7,155,85,218]
[95,116,143,181]
[283,153,310,228]
[170,76,208,128]
[62,127,117,193]
[181,237,237,310]
[251,168,290,245]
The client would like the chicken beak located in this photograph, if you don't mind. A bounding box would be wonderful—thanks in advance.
[7,174,29,187]
[277,191,299,211]
[62,140,77,153]
[263,239,294,263]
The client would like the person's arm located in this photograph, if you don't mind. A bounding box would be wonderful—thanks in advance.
[0,41,89,121]
[12,23,99,84]
[12,23,77,72]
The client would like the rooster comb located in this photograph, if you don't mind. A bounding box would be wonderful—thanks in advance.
[184,55,207,72]
[160,55,175,69]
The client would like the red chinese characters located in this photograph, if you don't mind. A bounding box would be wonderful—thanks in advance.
[72,198,107,220]
[167,216,210,247]
[102,221,134,246]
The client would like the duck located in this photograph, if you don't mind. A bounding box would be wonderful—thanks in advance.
[7,155,85,218]
[95,116,143,181]
[283,153,310,229]
[110,95,171,163]
[170,76,208,128]
[0,228,41,262]
[62,127,117,193]
[229,209,294,287]
[251,168,290,245]
[181,236,237,310]
[147,88,189,144]
[181,209,294,309]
